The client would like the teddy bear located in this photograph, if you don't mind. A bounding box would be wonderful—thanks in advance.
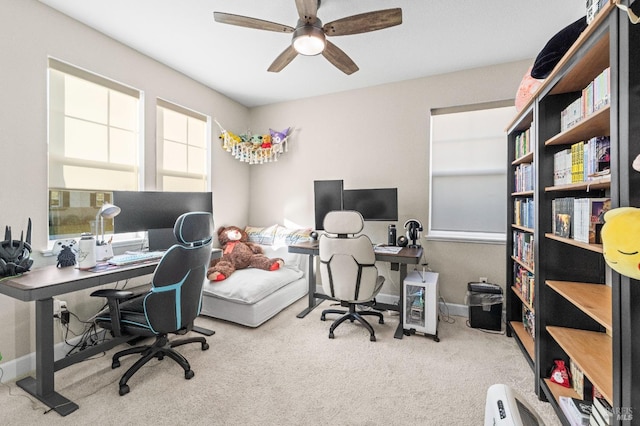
[207,226,283,282]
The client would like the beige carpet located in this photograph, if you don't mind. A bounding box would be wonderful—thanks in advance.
[0,298,560,425]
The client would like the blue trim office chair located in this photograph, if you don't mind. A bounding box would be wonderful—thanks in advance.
[319,210,385,341]
[91,211,214,396]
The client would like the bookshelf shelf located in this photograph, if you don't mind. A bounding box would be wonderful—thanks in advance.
[511,224,534,233]
[511,256,534,274]
[546,280,611,332]
[544,175,611,192]
[511,286,534,312]
[547,326,612,405]
[543,378,581,402]
[512,151,533,166]
[544,233,603,254]
[510,321,535,362]
[544,106,610,147]
[511,190,534,197]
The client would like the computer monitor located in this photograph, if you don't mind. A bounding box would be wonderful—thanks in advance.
[112,191,213,234]
[343,188,398,221]
[314,180,343,230]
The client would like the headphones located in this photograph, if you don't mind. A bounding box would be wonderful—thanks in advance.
[403,219,423,248]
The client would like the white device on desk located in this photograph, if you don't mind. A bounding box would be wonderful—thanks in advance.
[403,269,439,340]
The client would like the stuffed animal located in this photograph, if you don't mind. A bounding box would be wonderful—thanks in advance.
[207,226,283,282]
[269,127,290,145]
[601,207,640,280]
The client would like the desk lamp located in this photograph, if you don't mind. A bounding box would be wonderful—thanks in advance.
[95,203,120,260]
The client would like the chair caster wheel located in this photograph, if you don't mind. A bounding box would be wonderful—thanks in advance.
[185,370,195,380]
[156,353,164,360]
[328,332,335,339]
[378,319,384,324]
[112,360,120,369]
[119,384,130,396]
[202,342,209,351]
[370,335,376,342]
[320,315,326,321]
[434,336,440,342]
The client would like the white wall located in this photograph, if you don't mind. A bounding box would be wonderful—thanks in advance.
[0,0,250,363]
[248,60,531,305]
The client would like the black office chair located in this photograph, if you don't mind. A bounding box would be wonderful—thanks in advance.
[319,210,385,341]
[91,211,214,396]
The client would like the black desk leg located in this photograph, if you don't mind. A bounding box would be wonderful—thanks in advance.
[297,253,325,318]
[394,264,408,339]
[17,298,78,416]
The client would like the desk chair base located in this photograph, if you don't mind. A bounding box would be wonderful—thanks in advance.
[112,334,209,396]
[321,304,384,342]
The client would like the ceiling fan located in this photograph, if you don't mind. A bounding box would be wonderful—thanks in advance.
[213,0,402,75]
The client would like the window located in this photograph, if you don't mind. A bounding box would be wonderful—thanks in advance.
[156,99,209,191]
[48,58,142,239]
[429,102,516,243]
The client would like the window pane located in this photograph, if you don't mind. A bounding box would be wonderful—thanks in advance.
[109,91,138,130]
[65,74,108,123]
[64,117,108,161]
[188,146,205,174]
[163,140,187,171]
[163,108,187,143]
[188,117,205,148]
[110,128,137,165]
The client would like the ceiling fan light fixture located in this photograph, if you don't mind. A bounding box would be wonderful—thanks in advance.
[292,24,325,56]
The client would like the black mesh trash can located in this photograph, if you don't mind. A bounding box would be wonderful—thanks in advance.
[465,282,503,331]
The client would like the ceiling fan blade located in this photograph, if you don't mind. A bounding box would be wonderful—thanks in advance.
[322,41,359,75]
[295,0,318,24]
[268,45,299,72]
[323,8,402,36]
[214,12,294,33]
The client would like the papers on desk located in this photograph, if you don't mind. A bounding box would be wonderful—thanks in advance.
[374,245,403,254]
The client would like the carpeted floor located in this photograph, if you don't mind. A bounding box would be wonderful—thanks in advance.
[0,297,560,425]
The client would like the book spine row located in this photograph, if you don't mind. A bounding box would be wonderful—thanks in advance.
[513,198,534,228]
[552,197,611,243]
[514,163,534,192]
[522,306,535,340]
[553,136,610,186]
[513,263,534,307]
[560,67,611,132]
[512,231,534,269]
[515,127,531,159]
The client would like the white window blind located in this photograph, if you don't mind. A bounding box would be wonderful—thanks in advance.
[429,102,515,243]
[156,99,209,191]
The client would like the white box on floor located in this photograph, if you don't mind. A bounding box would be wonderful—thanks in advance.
[403,270,439,338]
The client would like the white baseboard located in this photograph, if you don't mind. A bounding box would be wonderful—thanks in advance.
[0,335,85,384]
[376,292,469,318]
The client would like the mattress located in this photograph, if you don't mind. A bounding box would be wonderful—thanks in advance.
[199,244,309,327]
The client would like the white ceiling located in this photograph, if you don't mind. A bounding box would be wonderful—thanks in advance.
[37,0,586,108]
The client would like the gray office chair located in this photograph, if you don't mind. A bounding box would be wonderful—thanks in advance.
[91,211,213,395]
[319,210,385,341]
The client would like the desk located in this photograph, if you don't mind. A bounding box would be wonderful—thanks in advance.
[288,241,423,339]
[0,248,221,416]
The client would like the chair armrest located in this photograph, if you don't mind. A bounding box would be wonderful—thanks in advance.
[90,289,136,337]
[90,289,135,300]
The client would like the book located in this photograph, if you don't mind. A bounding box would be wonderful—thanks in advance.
[553,197,574,238]
[559,396,591,426]
[593,397,613,425]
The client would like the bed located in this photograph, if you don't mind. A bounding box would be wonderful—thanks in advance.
[199,225,311,327]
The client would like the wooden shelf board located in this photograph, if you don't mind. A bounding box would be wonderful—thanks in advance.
[544,233,603,253]
[546,326,613,404]
[545,175,611,192]
[511,224,534,234]
[543,378,581,402]
[545,106,610,147]
[511,286,534,313]
[510,321,535,361]
[546,280,612,332]
[511,256,534,274]
[511,190,534,197]
[513,151,534,166]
